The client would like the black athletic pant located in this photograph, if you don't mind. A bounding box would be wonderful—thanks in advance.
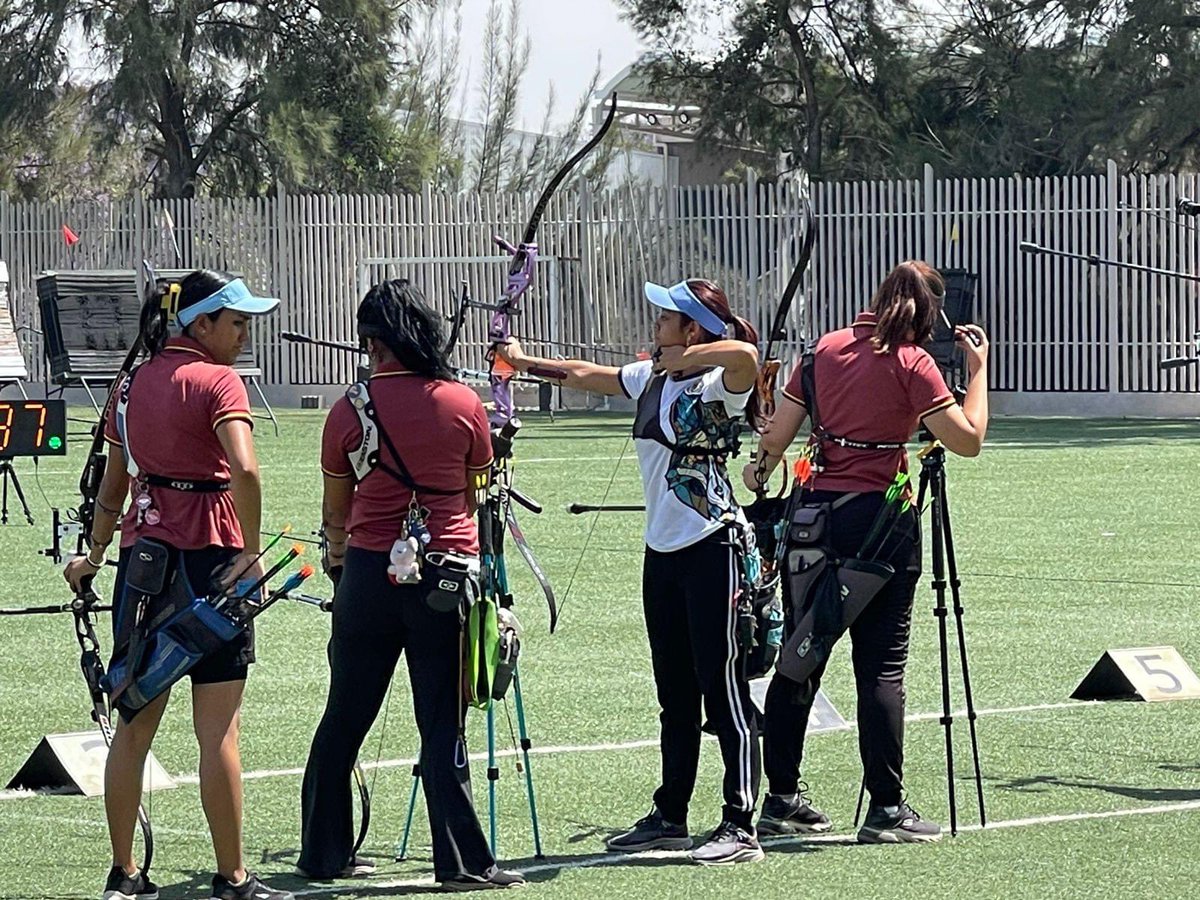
[643,526,761,830]
[299,547,494,880]
[763,490,921,807]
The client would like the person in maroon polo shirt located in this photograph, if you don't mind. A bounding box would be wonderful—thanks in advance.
[297,279,524,890]
[743,260,990,845]
[63,270,292,900]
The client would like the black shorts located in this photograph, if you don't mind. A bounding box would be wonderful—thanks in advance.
[110,543,256,686]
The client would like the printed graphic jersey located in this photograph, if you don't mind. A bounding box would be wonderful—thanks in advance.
[619,359,750,553]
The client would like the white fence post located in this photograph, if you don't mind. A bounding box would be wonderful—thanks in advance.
[923,163,936,261]
[1106,158,1120,394]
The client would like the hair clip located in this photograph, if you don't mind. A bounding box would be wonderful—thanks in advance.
[161,283,182,324]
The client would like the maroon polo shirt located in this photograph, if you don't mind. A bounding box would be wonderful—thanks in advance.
[782,311,954,492]
[321,363,493,554]
[103,336,252,550]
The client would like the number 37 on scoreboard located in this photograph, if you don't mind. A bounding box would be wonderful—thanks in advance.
[0,400,68,459]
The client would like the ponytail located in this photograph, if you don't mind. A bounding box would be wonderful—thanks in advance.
[869,261,944,354]
[139,280,173,356]
[137,269,236,357]
[684,279,762,426]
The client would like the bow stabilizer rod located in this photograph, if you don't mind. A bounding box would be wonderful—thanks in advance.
[1019,241,1200,282]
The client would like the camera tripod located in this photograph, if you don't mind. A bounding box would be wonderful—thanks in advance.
[0,458,34,525]
[914,434,986,835]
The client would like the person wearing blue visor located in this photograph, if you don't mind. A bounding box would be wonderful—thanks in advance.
[496,278,766,865]
[65,270,292,900]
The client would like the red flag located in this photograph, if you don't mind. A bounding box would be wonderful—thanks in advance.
[61,224,79,246]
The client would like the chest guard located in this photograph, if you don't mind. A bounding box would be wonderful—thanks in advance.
[632,372,743,457]
[114,367,144,478]
[346,381,382,481]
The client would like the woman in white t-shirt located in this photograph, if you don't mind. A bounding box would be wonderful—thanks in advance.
[496,278,765,866]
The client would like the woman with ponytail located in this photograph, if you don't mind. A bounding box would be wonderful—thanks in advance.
[298,280,524,889]
[63,270,290,900]
[497,278,766,866]
[744,260,989,845]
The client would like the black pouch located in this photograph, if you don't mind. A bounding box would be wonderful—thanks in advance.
[789,503,831,545]
[423,552,480,613]
[110,538,176,677]
[126,538,170,595]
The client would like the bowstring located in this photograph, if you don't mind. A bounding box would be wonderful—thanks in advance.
[557,158,647,620]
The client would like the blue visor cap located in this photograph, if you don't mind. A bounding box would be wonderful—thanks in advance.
[643,280,727,337]
[176,279,280,327]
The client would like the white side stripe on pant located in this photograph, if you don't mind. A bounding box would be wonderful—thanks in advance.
[723,544,754,812]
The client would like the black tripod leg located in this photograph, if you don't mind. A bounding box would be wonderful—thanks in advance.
[938,489,986,826]
[1,464,9,525]
[924,464,958,836]
[9,467,34,525]
[853,779,866,827]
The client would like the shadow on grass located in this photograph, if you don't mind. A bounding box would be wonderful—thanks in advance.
[992,772,1200,803]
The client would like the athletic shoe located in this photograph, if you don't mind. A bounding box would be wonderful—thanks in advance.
[689,820,765,866]
[439,867,526,891]
[857,802,943,844]
[102,866,159,900]
[605,807,693,852]
[209,872,295,900]
[757,789,833,835]
[295,855,377,879]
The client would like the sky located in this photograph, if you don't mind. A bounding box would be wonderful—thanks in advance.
[449,0,647,130]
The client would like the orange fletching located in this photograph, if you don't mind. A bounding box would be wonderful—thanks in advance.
[299,564,315,578]
[793,457,813,484]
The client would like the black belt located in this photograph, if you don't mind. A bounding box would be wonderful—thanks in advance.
[144,474,231,493]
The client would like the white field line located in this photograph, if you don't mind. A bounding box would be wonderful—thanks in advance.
[0,698,1099,800]
[292,799,1200,896]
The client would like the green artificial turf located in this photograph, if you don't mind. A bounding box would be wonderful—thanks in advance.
[1,412,1199,898]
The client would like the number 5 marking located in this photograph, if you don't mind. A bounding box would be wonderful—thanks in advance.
[1134,653,1183,694]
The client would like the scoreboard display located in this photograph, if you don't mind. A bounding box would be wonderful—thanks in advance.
[0,400,67,458]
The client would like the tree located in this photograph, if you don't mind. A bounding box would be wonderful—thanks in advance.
[619,0,915,179]
[618,0,1200,179]
[73,0,424,197]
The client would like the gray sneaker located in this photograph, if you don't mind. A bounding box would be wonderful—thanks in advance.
[606,808,693,852]
[857,802,943,844]
[757,789,833,835]
[689,820,765,866]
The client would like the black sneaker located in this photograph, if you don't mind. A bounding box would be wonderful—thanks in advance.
[857,802,943,844]
[295,855,377,879]
[689,820,765,866]
[757,789,833,836]
[439,867,526,891]
[209,872,295,900]
[103,866,159,900]
[605,807,693,852]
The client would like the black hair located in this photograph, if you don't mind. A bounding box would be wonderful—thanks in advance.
[140,268,234,355]
[357,279,455,380]
[683,278,763,427]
